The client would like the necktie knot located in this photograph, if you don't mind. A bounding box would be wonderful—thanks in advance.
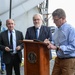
[10,30,12,33]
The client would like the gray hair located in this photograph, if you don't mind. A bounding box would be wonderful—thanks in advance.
[33,13,43,21]
[52,8,66,18]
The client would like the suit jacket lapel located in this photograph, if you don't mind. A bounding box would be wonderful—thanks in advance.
[6,30,9,45]
[33,26,37,39]
[15,30,18,46]
[38,26,43,39]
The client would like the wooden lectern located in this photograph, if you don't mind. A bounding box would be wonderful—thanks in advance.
[23,40,50,75]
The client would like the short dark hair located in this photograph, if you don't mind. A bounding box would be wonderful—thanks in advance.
[52,8,66,18]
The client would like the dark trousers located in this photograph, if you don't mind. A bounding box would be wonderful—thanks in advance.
[5,54,20,75]
[0,51,5,71]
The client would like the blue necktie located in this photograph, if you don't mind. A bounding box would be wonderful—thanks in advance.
[36,28,39,39]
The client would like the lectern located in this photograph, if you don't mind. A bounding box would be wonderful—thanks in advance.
[23,40,50,75]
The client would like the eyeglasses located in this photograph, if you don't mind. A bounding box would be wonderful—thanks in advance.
[53,18,62,22]
[33,19,41,21]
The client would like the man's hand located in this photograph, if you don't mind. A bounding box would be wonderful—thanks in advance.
[44,39,57,50]
[16,46,21,51]
[44,39,50,45]
[5,47,11,52]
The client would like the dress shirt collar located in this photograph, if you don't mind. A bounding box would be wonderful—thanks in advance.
[58,22,67,30]
[8,29,15,33]
[35,26,41,30]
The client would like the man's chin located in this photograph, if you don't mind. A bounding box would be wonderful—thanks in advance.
[35,25,40,28]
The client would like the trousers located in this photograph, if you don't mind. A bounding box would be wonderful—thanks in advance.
[0,51,5,71]
[52,57,75,75]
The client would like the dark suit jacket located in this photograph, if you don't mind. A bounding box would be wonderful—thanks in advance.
[25,25,52,59]
[25,25,52,41]
[0,30,24,64]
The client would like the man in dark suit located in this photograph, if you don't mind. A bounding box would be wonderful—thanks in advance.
[25,13,52,59]
[0,19,24,75]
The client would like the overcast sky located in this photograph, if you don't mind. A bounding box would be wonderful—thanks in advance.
[48,0,75,27]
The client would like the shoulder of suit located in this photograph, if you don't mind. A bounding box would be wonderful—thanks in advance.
[27,26,35,30]
[41,25,49,29]
[0,30,7,35]
[29,26,34,28]
[15,29,22,33]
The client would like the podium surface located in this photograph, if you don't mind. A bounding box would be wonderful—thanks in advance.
[23,40,50,75]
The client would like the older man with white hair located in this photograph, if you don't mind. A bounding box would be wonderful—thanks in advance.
[25,13,52,60]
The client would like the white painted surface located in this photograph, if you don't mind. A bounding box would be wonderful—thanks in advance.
[48,0,75,28]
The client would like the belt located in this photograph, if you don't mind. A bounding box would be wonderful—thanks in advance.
[57,57,75,59]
